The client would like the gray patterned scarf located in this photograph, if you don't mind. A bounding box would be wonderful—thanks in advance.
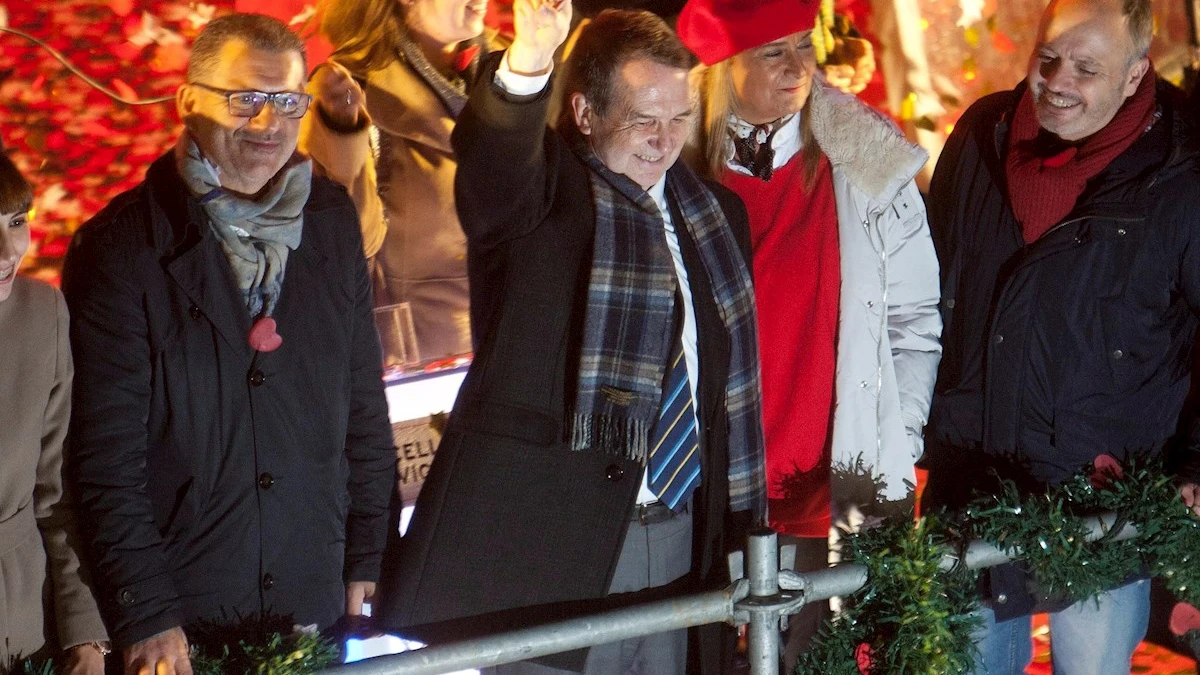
[571,143,766,516]
[175,134,311,318]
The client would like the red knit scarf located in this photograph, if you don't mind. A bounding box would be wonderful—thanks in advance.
[1005,67,1157,243]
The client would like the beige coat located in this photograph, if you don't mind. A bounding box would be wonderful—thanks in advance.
[301,53,471,365]
[0,277,106,664]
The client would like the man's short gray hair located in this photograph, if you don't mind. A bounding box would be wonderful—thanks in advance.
[1122,0,1153,60]
[187,13,306,83]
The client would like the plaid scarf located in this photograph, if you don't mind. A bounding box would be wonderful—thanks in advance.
[571,145,766,515]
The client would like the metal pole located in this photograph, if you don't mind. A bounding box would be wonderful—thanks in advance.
[745,529,780,675]
[320,513,1140,675]
[321,586,744,675]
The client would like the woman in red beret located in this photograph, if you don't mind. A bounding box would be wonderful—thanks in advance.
[678,0,942,665]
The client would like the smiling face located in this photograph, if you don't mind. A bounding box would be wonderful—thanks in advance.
[729,30,817,125]
[1027,0,1149,141]
[571,57,694,191]
[0,207,31,303]
[403,0,486,48]
[177,39,307,196]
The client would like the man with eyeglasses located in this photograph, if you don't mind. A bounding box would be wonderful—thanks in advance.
[61,13,395,675]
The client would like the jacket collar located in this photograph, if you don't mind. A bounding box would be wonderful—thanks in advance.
[346,37,490,154]
[807,81,928,207]
[145,151,328,355]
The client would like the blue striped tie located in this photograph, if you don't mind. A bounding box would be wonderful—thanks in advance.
[648,332,701,511]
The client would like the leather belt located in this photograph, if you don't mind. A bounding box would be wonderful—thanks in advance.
[634,501,677,526]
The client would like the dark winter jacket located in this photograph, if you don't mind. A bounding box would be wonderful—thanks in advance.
[62,155,396,647]
[923,79,1200,512]
[374,54,751,673]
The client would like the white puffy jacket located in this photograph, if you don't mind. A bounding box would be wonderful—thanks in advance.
[808,83,942,505]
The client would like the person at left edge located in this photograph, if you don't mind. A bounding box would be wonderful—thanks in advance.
[61,13,395,675]
[373,2,765,674]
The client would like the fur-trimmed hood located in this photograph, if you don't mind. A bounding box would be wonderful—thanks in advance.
[808,81,928,208]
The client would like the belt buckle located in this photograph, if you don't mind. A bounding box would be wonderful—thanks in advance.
[638,501,674,526]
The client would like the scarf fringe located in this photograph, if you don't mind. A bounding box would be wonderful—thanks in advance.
[570,412,649,465]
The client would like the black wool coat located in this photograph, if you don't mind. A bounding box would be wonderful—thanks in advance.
[61,155,396,647]
[374,56,752,671]
[923,78,1200,510]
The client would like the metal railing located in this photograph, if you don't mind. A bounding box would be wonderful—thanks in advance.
[320,514,1136,675]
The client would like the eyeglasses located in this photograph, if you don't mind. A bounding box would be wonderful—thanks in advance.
[190,82,313,119]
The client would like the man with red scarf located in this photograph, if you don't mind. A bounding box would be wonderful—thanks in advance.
[923,0,1200,672]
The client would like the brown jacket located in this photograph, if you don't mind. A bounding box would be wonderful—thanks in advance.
[301,52,471,365]
[0,277,106,663]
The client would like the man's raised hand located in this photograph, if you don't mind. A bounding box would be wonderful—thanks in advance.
[508,0,573,76]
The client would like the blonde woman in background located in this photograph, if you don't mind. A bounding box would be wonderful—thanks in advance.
[301,0,491,365]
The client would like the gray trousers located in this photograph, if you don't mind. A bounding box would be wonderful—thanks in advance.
[484,503,693,675]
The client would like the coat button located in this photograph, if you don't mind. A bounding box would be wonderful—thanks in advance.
[188,304,202,320]
[997,593,1008,604]
[1117,228,1127,236]
[605,464,624,482]
[945,299,956,309]
[994,334,1005,345]
[262,573,275,590]
[258,472,274,489]
[248,370,266,387]
[119,589,136,605]
[1112,349,1124,359]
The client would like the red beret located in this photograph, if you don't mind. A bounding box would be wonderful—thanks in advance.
[676,0,821,66]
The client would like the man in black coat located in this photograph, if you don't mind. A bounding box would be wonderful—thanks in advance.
[923,0,1200,672]
[62,14,395,675]
[374,3,765,673]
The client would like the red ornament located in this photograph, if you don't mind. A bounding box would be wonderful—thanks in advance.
[1089,453,1125,489]
[1169,602,1200,636]
[854,642,873,674]
[249,316,283,353]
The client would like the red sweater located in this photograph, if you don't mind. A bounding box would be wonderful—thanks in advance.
[722,154,840,538]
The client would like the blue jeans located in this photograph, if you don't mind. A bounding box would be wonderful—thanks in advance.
[968,578,1150,675]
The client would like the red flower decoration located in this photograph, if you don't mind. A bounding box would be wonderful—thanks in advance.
[1089,453,1125,489]
[854,642,873,674]
[1169,602,1200,636]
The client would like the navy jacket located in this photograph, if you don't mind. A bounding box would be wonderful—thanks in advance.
[924,79,1200,510]
[62,155,396,646]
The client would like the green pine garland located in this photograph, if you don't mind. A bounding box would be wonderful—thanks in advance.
[796,515,980,675]
[11,613,340,675]
[187,614,341,675]
[798,456,1200,674]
